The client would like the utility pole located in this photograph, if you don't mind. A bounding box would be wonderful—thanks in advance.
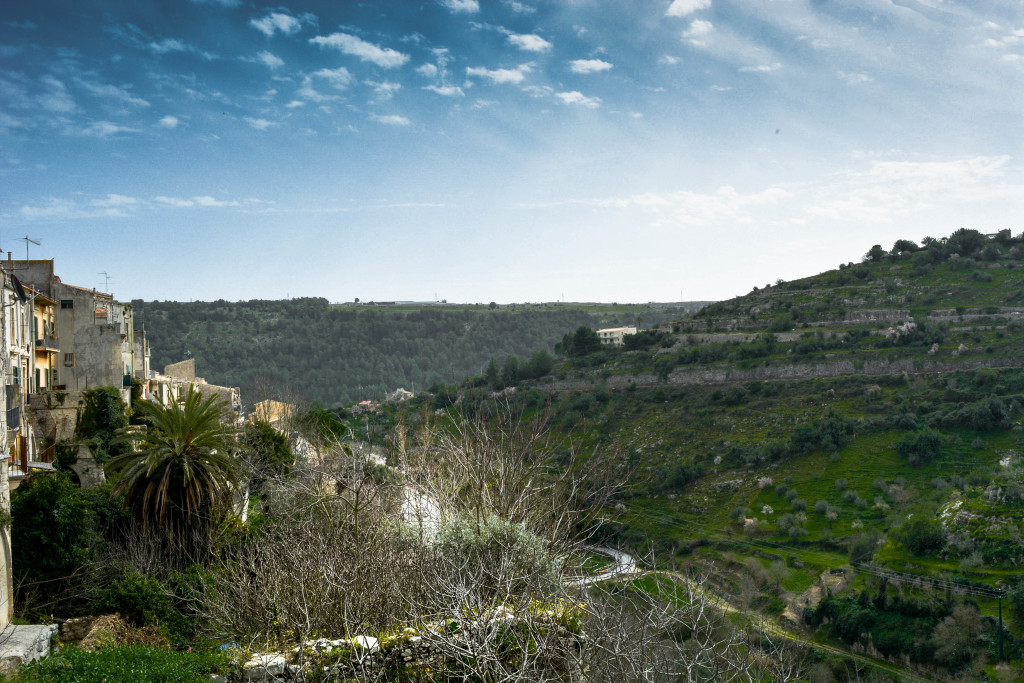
[998,591,1005,662]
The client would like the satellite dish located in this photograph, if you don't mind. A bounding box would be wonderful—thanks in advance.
[10,275,27,302]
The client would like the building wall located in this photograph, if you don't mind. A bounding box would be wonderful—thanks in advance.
[163,358,196,381]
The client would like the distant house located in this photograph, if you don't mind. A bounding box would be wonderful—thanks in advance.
[596,326,638,347]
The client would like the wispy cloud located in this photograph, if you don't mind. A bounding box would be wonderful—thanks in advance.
[250,11,303,37]
[76,79,150,107]
[19,195,139,219]
[82,120,139,137]
[312,67,353,88]
[371,113,411,126]
[253,50,284,69]
[367,80,401,101]
[189,0,241,6]
[440,0,479,13]
[569,58,612,74]
[503,1,535,14]
[244,116,275,130]
[739,62,780,73]
[39,76,76,113]
[838,71,871,85]
[310,33,409,69]
[666,0,711,18]
[556,91,601,108]
[424,84,464,96]
[508,33,551,52]
[158,115,180,128]
[155,195,242,207]
[6,20,37,30]
[683,19,713,45]
[466,64,531,84]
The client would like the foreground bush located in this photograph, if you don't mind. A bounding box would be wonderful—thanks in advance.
[2,645,228,683]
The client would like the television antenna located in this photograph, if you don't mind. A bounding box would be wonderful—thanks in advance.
[98,271,113,293]
[21,236,40,262]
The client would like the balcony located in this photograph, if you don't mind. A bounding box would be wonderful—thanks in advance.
[34,336,59,353]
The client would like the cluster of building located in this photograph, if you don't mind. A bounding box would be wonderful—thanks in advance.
[0,259,240,631]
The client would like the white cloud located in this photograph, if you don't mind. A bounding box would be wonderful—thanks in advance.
[508,33,551,52]
[256,50,284,69]
[250,12,301,37]
[371,113,411,126]
[91,194,137,207]
[683,19,713,45]
[666,0,711,18]
[839,71,872,85]
[155,196,195,207]
[424,84,464,96]
[416,63,439,78]
[367,80,401,101]
[20,195,138,219]
[148,38,187,54]
[466,64,531,84]
[503,1,535,13]
[77,80,150,107]
[310,33,409,69]
[194,195,240,206]
[82,120,139,137]
[38,76,76,112]
[440,0,479,13]
[189,0,241,6]
[312,67,353,88]
[556,90,601,108]
[569,58,612,74]
[659,55,680,65]
[158,115,179,128]
[244,116,274,130]
[739,62,781,73]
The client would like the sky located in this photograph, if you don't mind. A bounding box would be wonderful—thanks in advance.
[1,0,1022,304]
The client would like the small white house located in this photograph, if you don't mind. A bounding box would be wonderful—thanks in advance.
[596,326,638,346]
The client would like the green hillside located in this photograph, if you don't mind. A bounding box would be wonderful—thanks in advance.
[355,228,1024,678]
[131,299,704,407]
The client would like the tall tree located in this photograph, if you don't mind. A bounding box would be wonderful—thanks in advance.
[106,388,239,543]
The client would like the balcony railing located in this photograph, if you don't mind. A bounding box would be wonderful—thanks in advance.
[34,336,59,352]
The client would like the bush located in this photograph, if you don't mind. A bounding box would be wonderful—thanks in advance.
[11,473,125,617]
[896,428,944,465]
[894,515,946,555]
[434,514,561,597]
[78,386,130,463]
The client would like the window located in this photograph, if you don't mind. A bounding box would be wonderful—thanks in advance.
[64,353,75,367]
[35,369,41,391]
[60,300,74,309]
[12,366,19,385]
[51,369,58,385]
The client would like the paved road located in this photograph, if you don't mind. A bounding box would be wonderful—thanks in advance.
[570,545,638,586]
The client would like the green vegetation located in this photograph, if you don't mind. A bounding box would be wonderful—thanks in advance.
[1,645,228,683]
[131,298,701,406]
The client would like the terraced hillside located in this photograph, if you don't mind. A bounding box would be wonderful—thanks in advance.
[363,229,1024,679]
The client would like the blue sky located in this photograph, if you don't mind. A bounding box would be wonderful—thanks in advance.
[1,0,1022,303]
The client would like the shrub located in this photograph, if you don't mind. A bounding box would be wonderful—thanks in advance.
[894,515,946,555]
[433,514,561,597]
[814,500,829,515]
[895,428,944,465]
[11,473,125,617]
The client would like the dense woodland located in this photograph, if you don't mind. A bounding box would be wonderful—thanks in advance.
[132,300,698,406]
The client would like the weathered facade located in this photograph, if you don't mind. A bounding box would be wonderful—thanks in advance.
[5,260,135,404]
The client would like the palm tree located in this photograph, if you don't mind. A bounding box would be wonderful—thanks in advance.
[107,387,239,541]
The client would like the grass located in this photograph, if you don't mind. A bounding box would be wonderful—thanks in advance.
[1,646,230,683]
